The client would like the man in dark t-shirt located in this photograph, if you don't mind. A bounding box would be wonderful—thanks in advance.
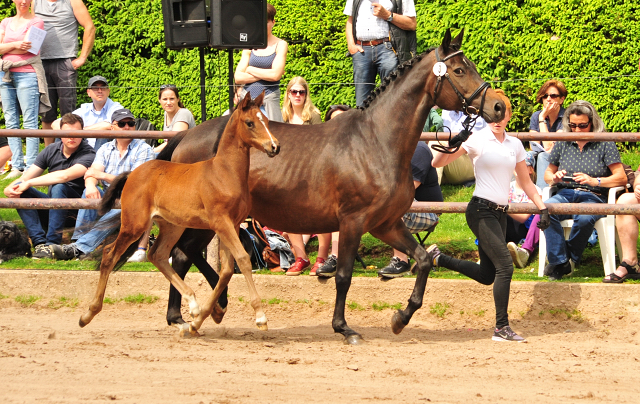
[378,141,443,278]
[4,114,95,258]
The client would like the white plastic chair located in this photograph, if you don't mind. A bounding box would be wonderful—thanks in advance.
[537,185,625,277]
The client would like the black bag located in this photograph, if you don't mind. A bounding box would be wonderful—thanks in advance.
[389,0,417,63]
[135,118,159,148]
[239,218,279,270]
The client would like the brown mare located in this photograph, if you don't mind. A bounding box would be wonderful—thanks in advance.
[160,29,506,344]
[79,93,280,335]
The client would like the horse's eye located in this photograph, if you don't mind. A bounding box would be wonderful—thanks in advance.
[454,68,464,75]
[246,120,254,128]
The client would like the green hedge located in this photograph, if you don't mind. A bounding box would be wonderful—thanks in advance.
[1,0,639,136]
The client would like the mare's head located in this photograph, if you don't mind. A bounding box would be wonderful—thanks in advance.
[230,92,280,157]
[430,29,505,123]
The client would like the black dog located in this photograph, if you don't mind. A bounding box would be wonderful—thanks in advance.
[0,221,32,263]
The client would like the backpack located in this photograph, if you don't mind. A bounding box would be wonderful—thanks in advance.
[239,218,280,269]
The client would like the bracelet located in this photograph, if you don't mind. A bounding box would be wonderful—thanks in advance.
[597,178,601,186]
[539,120,546,124]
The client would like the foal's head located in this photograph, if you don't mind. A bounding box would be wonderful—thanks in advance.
[230,92,280,157]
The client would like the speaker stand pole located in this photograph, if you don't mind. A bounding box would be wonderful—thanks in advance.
[199,47,206,122]
[228,49,234,111]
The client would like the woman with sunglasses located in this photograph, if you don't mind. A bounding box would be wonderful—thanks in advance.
[0,0,46,179]
[234,3,286,123]
[541,100,627,281]
[429,89,549,343]
[154,85,195,153]
[280,76,322,276]
[529,80,568,189]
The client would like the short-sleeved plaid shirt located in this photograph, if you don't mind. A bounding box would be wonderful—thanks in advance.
[548,141,621,178]
[94,139,155,188]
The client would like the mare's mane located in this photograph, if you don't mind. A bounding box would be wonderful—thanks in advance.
[358,48,435,110]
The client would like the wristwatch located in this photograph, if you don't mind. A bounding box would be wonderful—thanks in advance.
[387,12,394,22]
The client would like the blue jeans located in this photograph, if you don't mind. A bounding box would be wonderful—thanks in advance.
[0,71,40,171]
[71,187,121,254]
[351,41,398,107]
[535,152,551,189]
[17,183,81,246]
[543,189,605,265]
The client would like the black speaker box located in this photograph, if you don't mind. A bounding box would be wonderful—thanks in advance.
[210,0,267,49]
[161,0,209,50]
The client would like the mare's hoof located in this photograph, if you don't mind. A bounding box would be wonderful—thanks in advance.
[391,311,408,335]
[344,334,365,345]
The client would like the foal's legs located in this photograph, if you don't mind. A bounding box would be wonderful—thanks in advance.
[370,219,432,334]
[79,225,146,327]
[331,220,365,345]
[195,221,268,331]
[146,221,202,330]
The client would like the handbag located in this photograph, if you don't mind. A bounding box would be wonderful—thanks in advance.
[389,0,417,63]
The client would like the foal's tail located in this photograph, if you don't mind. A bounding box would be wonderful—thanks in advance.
[98,171,131,215]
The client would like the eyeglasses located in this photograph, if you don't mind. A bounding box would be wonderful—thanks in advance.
[543,93,561,99]
[116,121,136,128]
[289,89,307,96]
[568,122,591,129]
[160,84,177,90]
[90,86,108,92]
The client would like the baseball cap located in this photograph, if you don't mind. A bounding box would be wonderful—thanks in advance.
[88,75,109,87]
[111,108,135,122]
[524,152,535,167]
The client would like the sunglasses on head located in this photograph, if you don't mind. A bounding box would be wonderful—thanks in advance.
[568,122,590,129]
[289,89,307,96]
[160,84,177,90]
[116,121,136,128]
[543,93,561,99]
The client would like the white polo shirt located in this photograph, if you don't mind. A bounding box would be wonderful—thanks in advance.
[463,126,526,205]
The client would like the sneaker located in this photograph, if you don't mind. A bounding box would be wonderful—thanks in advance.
[286,257,310,276]
[32,244,53,259]
[426,244,441,267]
[377,256,410,278]
[507,242,530,268]
[51,243,82,261]
[4,168,23,179]
[492,326,527,343]
[309,257,325,276]
[316,254,337,277]
[127,249,147,263]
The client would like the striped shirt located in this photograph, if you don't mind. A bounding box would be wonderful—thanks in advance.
[93,139,155,188]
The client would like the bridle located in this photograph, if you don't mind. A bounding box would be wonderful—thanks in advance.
[431,48,492,154]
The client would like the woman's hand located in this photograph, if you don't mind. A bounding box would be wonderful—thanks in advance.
[14,40,31,52]
[540,100,560,120]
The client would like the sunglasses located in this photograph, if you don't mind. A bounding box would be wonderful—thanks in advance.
[568,122,591,129]
[289,89,307,96]
[116,121,136,128]
[543,93,561,99]
[160,84,177,90]
[90,86,108,92]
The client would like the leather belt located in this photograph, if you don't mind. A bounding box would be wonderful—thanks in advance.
[470,196,509,212]
[356,38,389,46]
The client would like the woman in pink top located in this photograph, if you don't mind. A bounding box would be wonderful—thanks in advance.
[0,0,44,178]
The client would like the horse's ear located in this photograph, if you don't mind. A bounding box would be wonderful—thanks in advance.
[239,91,252,110]
[254,90,265,107]
[441,28,452,53]
[451,28,464,50]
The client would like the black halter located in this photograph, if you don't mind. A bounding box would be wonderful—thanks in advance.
[431,48,492,154]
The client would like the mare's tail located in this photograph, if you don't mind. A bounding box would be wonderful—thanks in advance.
[98,172,131,215]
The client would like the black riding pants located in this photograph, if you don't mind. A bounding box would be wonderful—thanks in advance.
[438,199,514,329]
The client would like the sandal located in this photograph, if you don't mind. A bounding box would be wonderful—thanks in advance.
[622,261,640,280]
[603,272,627,283]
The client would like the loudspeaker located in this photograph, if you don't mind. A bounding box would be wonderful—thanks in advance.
[161,0,209,49]
[210,0,267,49]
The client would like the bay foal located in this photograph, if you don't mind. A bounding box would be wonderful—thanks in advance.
[79,93,279,335]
